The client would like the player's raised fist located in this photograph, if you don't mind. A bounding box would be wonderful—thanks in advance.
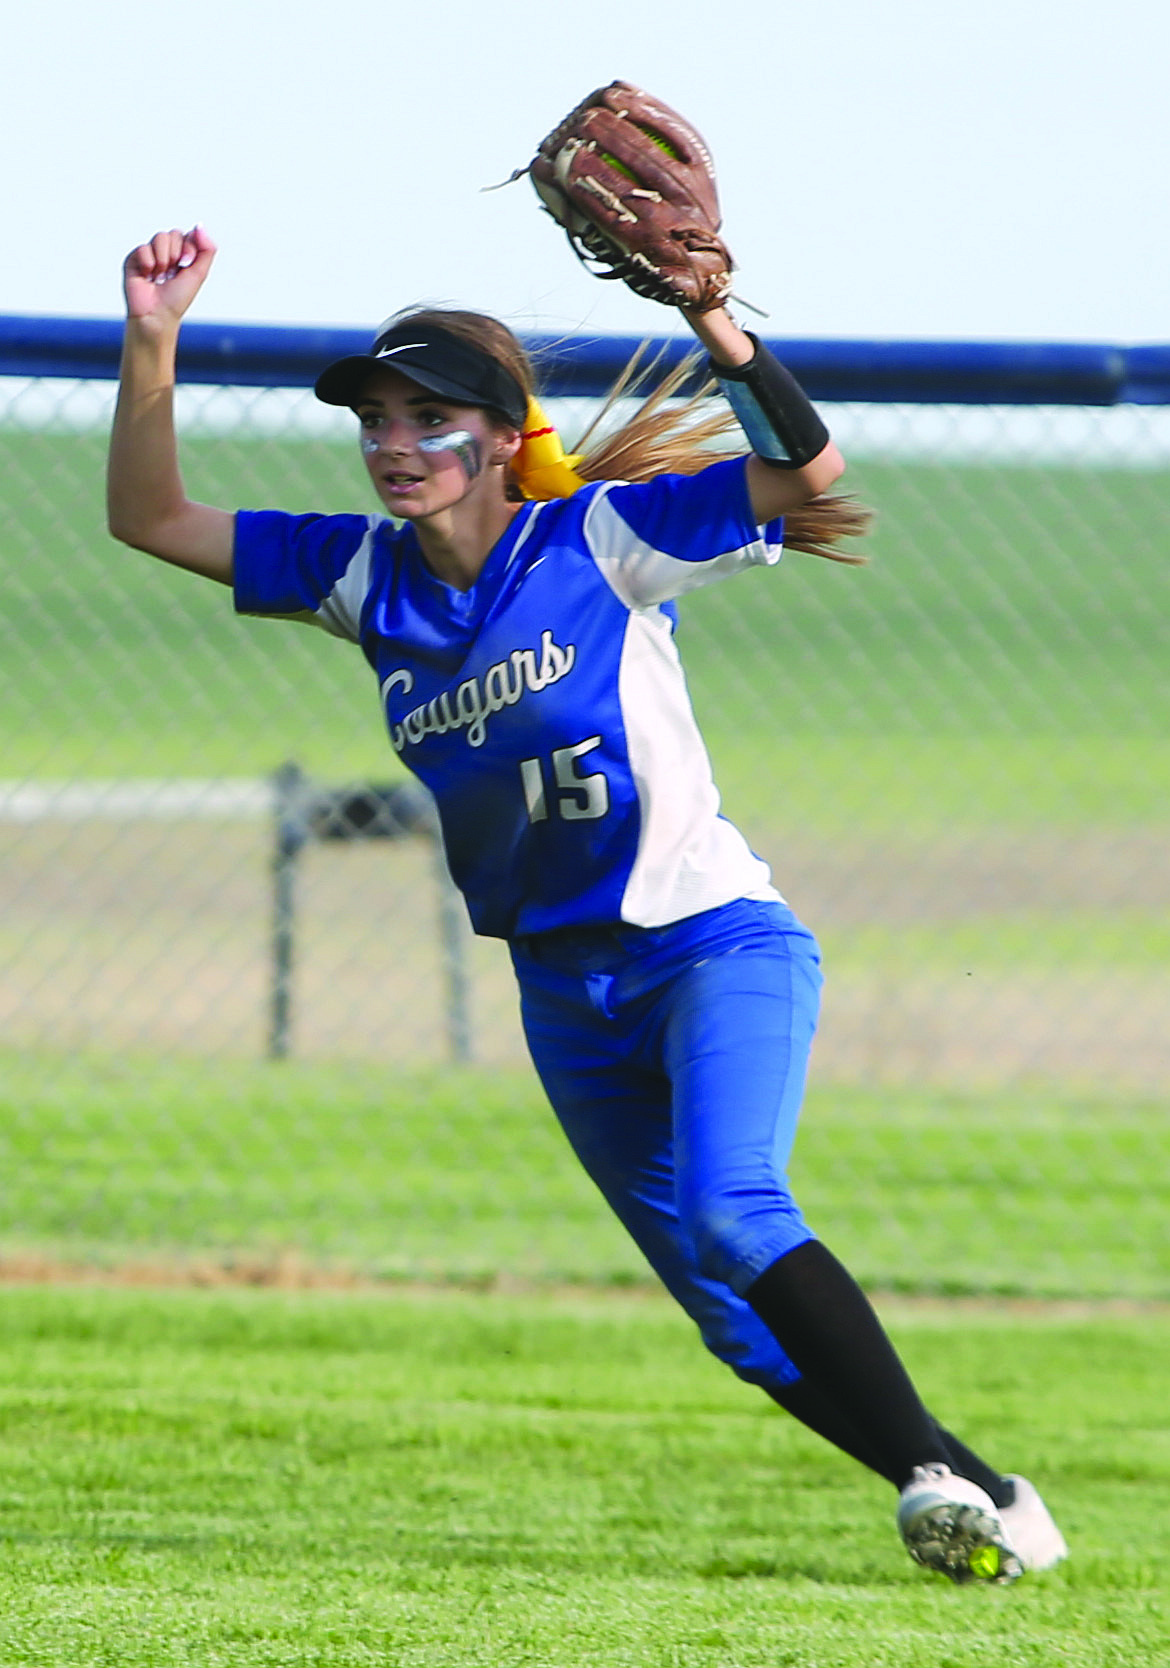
[123,226,217,324]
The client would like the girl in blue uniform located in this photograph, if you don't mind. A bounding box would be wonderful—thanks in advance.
[108,225,1066,1584]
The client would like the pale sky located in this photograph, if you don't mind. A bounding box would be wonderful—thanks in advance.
[4,0,1167,345]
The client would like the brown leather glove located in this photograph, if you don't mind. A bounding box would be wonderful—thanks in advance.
[527,81,735,311]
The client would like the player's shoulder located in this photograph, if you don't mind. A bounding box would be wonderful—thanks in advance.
[577,458,748,514]
[503,462,753,572]
[233,509,411,618]
[509,483,608,552]
[578,458,753,552]
[520,474,695,538]
[242,507,411,561]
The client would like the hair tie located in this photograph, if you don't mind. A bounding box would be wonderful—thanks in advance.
[513,396,588,500]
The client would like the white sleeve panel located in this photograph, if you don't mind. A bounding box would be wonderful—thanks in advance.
[583,484,781,610]
[311,518,379,641]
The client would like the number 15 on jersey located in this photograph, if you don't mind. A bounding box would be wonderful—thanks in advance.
[520,736,609,822]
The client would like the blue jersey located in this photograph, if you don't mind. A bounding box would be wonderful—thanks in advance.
[234,456,785,940]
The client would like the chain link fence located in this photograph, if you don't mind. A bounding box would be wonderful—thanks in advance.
[1,334,1167,1290]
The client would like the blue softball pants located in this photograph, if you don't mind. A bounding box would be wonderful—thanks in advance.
[509,897,824,1393]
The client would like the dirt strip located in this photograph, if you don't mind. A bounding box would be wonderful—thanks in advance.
[0,1254,1164,1315]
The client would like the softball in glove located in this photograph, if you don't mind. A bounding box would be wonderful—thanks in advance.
[526,81,735,311]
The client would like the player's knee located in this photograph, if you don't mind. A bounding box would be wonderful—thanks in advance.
[698,1314,800,1383]
[682,1274,800,1383]
[686,1188,809,1296]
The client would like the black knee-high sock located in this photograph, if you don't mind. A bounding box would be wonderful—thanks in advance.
[765,1376,1012,1507]
[745,1239,953,1489]
[766,1373,894,1478]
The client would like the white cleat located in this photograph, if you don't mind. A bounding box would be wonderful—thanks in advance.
[897,1463,1023,1585]
[999,1474,1068,1572]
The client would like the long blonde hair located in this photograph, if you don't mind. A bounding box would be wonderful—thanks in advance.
[388,307,871,563]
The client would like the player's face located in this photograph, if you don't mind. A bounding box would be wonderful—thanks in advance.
[353,369,509,519]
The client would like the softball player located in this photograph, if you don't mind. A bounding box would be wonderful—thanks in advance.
[108,226,1067,1584]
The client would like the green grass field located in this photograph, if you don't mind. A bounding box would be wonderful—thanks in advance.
[2,1055,1166,1300]
[2,1283,1167,1666]
[2,1055,1167,1662]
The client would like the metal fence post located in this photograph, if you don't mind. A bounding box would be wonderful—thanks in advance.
[267,770,473,1064]
[428,828,474,1064]
[270,761,309,1060]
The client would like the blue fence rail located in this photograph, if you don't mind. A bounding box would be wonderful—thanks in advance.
[3,315,1170,405]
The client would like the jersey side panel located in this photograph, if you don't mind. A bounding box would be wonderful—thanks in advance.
[615,608,780,924]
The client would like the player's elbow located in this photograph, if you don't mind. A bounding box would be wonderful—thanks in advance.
[106,478,168,552]
[800,439,846,499]
[109,522,166,558]
[107,502,147,550]
[106,499,234,584]
[107,498,147,551]
[746,442,848,522]
[107,507,173,559]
